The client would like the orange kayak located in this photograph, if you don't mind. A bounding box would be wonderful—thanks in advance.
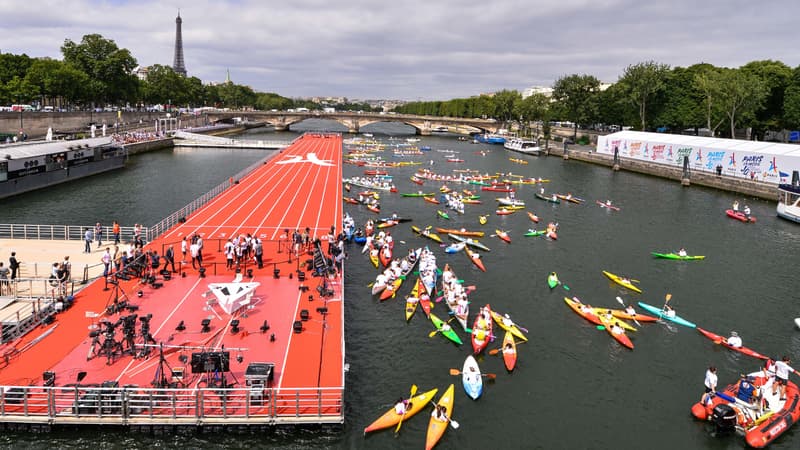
[464,246,486,272]
[435,228,484,237]
[425,384,455,450]
[502,330,517,371]
[364,388,438,434]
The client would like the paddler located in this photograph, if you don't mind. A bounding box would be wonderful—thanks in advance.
[431,404,448,422]
[503,342,515,354]
[624,305,637,318]
[664,305,676,318]
[743,205,751,220]
[678,248,688,257]
[394,398,411,415]
[610,322,625,335]
[726,331,742,348]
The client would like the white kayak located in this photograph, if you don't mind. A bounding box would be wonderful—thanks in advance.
[462,355,483,400]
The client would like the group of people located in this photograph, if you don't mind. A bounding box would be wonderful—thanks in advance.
[441,266,469,323]
[0,252,21,294]
[223,233,264,270]
[701,356,795,411]
[732,200,751,219]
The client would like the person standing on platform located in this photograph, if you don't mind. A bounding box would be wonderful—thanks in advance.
[112,220,121,244]
[84,228,94,253]
[254,238,263,268]
[101,247,111,277]
[0,262,9,295]
[190,239,200,269]
[224,239,235,269]
[95,222,103,247]
[181,236,188,264]
[701,365,717,405]
[164,245,176,273]
[196,235,204,267]
[8,252,20,280]
[61,255,71,282]
[113,246,123,273]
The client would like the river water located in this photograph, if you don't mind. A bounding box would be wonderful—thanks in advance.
[1,121,799,449]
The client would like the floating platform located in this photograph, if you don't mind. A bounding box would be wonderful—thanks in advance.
[0,133,345,428]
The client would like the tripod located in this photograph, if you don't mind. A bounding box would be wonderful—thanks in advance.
[104,279,130,315]
[152,344,182,388]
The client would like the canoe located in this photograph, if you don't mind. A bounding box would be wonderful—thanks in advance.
[435,228,484,237]
[425,384,455,450]
[596,200,620,211]
[444,242,465,254]
[440,264,469,331]
[601,307,658,322]
[481,186,515,192]
[636,301,696,328]
[496,209,516,215]
[430,312,462,345]
[726,209,757,223]
[379,216,412,223]
[448,233,491,252]
[597,314,634,349]
[489,309,528,342]
[696,327,769,360]
[592,309,637,331]
[502,330,517,371]
[401,192,435,197]
[363,388,439,434]
[367,204,381,213]
[437,210,451,220]
[464,246,486,272]
[527,211,540,223]
[471,305,493,354]
[555,194,585,204]
[651,252,706,260]
[412,225,444,244]
[563,297,602,325]
[424,196,441,204]
[377,220,398,229]
[547,272,559,289]
[343,196,360,204]
[602,270,642,294]
[495,230,511,243]
[461,355,483,400]
[369,248,379,269]
[526,229,546,237]
[479,215,488,225]
[535,193,561,203]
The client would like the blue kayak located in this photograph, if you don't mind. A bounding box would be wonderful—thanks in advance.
[462,355,483,400]
[637,302,696,328]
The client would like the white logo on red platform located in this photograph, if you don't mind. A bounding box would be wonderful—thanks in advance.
[275,153,334,166]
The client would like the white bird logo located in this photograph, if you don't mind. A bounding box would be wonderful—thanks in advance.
[275,152,334,166]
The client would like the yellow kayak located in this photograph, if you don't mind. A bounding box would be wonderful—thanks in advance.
[592,309,637,331]
[489,309,528,342]
[479,215,488,225]
[364,388,439,434]
[425,384,455,450]
[602,270,642,294]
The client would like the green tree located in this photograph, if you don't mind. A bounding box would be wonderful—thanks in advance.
[713,68,768,138]
[61,33,139,106]
[617,61,670,131]
[740,60,793,137]
[552,74,600,139]
[491,89,521,126]
[514,93,549,137]
[653,64,710,133]
[0,53,32,84]
[784,86,800,130]
[142,64,187,105]
[5,76,39,104]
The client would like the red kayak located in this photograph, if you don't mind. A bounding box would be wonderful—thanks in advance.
[596,200,620,211]
[696,327,769,360]
[471,304,493,355]
[726,209,756,223]
[416,278,432,317]
[501,330,518,371]
[564,297,602,325]
[481,186,515,192]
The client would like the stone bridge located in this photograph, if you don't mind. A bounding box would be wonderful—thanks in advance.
[205,111,502,135]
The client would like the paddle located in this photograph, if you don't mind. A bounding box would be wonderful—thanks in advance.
[448,368,497,380]
[395,384,417,435]
[560,281,570,291]
[659,293,672,321]
[616,296,641,327]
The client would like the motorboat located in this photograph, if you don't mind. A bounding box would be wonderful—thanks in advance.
[504,137,542,155]
[777,176,800,223]
[473,133,506,145]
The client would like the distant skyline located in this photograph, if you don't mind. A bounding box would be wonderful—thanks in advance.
[1,0,799,101]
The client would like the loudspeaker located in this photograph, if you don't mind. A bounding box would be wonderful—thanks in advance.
[316,307,328,315]
[293,321,303,333]
[300,309,309,321]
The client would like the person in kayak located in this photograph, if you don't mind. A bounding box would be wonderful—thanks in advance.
[625,305,637,318]
[772,356,794,400]
[502,314,516,329]
[664,305,676,318]
[394,398,410,415]
[605,200,612,207]
[726,331,742,348]
[701,366,718,405]
[743,205,751,219]
[503,342,515,354]
[431,404,448,422]
[678,248,688,257]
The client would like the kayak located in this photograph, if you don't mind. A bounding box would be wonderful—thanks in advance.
[435,228,484,237]
[379,277,402,301]
[726,209,757,223]
[405,280,420,322]
[526,229,546,237]
[378,246,392,268]
[471,304,493,354]
[401,192,435,197]
[414,277,432,317]
[501,330,517,371]
[547,272,559,289]
[448,233,491,252]
[535,193,561,203]
[527,211,540,223]
[555,194,585,204]
[592,309,637,331]
[363,387,439,434]
[437,210,451,220]
[343,196,360,204]
[424,196,441,204]
[651,252,706,260]
[412,225,444,244]
[444,242,466,254]
[377,220,398,230]
[695,327,769,360]
[596,200,620,211]
[425,384,455,450]
[602,306,658,322]
[496,208,516,215]
[464,246,486,272]
[597,314,634,349]
[369,247,380,269]
[563,297,602,325]
[461,355,483,400]
[481,186,515,192]
[602,270,642,294]
[637,301,696,328]
[495,229,511,243]
[367,204,381,214]
[478,215,488,225]
[430,312,462,345]
[489,309,528,342]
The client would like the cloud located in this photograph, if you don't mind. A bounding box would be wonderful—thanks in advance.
[0,0,798,100]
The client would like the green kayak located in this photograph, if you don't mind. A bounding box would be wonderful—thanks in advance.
[547,272,559,289]
[525,229,546,237]
[401,192,435,197]
[437,210,451,220]
[535,193,561,204]
[430,313,462,345]
[651,252,705,261]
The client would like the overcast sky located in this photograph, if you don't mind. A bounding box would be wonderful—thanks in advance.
[1,0,798,101]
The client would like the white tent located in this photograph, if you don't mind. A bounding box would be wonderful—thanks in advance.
[596,131,800,185]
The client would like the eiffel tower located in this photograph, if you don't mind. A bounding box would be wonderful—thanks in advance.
[173,12,187,76]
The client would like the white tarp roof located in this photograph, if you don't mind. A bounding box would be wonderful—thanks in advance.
[601,131,800,157]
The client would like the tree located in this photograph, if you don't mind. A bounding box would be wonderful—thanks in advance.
[142,64,187,105]
[5,76,39,104]
[713,68,768,138]
[491,89,521,126]
[0,53,32,85]
[740,60,793,138]
[552,74,600,139]
[514,93,549,137]
[617,61,670,131]
[61,33,139,105]
[784,85,800,131]
[693,66,726,135]
[653,64,710,133]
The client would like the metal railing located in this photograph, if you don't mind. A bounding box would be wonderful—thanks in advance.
[0,225,148,243]
[0,385,344,425]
